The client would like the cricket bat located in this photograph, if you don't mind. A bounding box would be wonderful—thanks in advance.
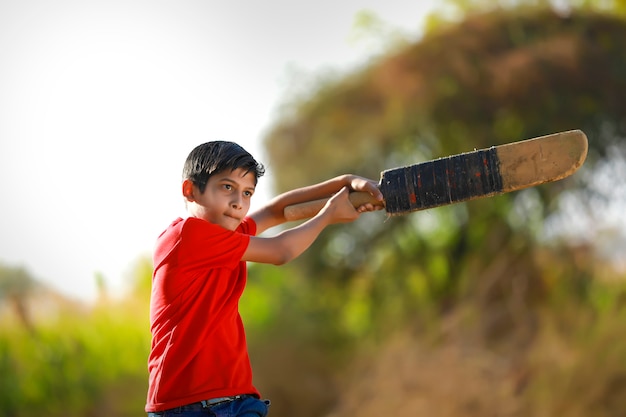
[284,130,588,221]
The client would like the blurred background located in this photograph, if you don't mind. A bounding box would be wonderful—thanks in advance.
[2,0,626,416]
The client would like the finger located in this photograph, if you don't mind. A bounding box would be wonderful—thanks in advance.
[371,187,384,202]
[356,203,380,213]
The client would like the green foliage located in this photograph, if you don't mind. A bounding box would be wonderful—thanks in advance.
[0,263,37,330]
[126,255,154,303]
[0,298,149,417]
[263,5,626,333]
[240,263,292,330]
[257,5,626,414]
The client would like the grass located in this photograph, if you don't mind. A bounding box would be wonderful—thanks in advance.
[0,298,149,417]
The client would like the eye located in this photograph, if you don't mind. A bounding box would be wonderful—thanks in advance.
[244,190,254,197]
[222,184,233,191]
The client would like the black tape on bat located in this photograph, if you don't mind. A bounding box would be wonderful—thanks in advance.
[379,147,503,215]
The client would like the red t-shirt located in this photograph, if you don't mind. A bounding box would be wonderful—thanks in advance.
[145,216,260,412]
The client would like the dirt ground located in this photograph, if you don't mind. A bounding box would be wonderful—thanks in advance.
[324,333,527,417]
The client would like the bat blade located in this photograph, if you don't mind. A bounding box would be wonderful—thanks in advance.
[283,130,588,220]
[381,130,588,215]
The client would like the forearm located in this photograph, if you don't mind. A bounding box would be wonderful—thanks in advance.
[243,206,334,265]
[244,186,365,265]
[251,175,357,231]
[270,174,352,209]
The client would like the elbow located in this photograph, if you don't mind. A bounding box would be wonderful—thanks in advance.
[271,257,289,266]
[270,241,300,265]
[271,250,294,266]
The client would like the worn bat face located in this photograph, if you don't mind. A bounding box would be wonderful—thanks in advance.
[379,130,587,215]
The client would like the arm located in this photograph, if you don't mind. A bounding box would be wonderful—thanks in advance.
[242,187,370,265]
[249,174,383,234]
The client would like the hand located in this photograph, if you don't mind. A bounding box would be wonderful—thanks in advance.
[323,187,361,224]
[346,175,384,213]
[347,175,383,200]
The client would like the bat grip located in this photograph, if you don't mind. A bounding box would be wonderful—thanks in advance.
[284,191,383,221]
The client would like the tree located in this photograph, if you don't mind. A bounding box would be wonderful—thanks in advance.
[0,262,38,332]
[262,6,626,340]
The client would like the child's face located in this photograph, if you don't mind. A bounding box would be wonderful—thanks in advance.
[185,167,256,231]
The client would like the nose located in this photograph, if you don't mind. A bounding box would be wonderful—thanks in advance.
[231,195,242,210]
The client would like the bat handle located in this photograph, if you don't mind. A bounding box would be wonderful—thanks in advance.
[284,191,384,221]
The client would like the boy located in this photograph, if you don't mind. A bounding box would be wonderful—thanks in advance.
[146,141,383,417]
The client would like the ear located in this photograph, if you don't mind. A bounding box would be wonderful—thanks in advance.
[182,179,195,202]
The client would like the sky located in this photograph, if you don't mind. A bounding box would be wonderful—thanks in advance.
[0,0,436,301]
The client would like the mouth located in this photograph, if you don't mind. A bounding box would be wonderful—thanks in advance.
[224,213,241,223]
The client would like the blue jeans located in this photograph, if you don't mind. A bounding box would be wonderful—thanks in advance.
[147,396,270,417]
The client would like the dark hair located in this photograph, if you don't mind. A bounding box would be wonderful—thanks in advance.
[182,141,265,193]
